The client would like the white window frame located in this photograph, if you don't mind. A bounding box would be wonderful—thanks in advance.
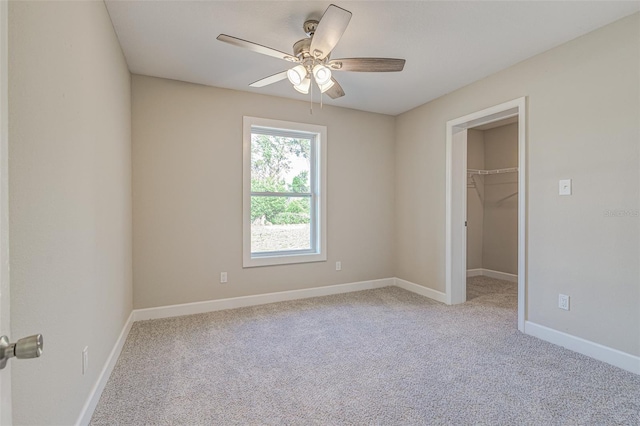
[243,116,327,267]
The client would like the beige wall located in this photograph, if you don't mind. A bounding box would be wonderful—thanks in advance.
[482,123,518,275]
[466,129,484,270]
[132,75,395,309]
[396,13,639,356]
[9,1,132,424]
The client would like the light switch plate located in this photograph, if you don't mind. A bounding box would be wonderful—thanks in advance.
[559,179,572,196]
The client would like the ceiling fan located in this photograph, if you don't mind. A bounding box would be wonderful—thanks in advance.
[217,4,405,100]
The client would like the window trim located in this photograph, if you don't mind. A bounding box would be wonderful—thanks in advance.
[242,116,327,268]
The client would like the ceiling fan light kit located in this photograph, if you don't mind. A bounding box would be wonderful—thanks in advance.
[294,77,311,95]
[287,64,307,86]
[312,64,332,85]
[217,3,406,105]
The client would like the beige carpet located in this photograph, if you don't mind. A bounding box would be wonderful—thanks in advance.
[91,277,640,424]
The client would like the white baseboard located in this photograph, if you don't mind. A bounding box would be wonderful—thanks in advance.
[525,321,640,375]
[394,278,447,304]
[466,268,483,277]
[467,268,517,283]
[76,311,134,426]
[133,278,395,321]
[483,269,517,282]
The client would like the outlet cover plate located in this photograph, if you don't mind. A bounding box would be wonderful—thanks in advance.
[558,294,570,310]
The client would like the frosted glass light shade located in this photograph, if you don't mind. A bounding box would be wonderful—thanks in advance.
[317,79,335,93]
[294,77,311,94]
[312,64,332,85]
[287,65,307,86]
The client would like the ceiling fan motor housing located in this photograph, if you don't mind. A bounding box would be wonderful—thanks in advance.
[293,36,330,72]
[303,20,318,36]
[293,38,312,59]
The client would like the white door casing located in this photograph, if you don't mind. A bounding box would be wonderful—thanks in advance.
[447,129,467,305]
[0,0,11,422]
[445,97,527,331]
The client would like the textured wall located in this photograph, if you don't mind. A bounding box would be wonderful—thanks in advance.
[9,1,132,424]
[132,75,395,309]
[395,13,639,356]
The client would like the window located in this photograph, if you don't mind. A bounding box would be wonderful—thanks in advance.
[243,117,327,267]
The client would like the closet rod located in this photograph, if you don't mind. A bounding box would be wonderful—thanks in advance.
[467,167,518,176]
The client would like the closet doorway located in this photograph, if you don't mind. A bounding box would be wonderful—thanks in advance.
[445,98,526,331]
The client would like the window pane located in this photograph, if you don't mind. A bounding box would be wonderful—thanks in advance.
[251,133,311,193]
[251,196,311,253]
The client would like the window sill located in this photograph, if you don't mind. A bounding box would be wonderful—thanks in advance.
[243,252,327,268]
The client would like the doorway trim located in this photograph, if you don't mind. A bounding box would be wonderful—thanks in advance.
[0,0,11,422]
[445,97,526,332]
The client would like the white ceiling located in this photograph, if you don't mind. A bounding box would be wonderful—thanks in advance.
[105,1,639,116]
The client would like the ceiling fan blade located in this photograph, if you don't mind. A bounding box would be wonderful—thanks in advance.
[325,77,345,99]
[249,71,289,88]
[328,58,406,72]
[217,34,298,62]
[309,4,352,60]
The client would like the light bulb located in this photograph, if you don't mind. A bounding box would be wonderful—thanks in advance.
[287,65,307,86]
[312,64,332,85]
[317,78,335,94]
[294,77,311,94]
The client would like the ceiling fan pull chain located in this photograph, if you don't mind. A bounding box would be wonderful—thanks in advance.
[310,79,313,115]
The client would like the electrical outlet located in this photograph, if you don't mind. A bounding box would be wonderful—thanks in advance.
[336,261,341,271]
[220,272,228,283]
[558,294,570,311]
[82,346,89,375]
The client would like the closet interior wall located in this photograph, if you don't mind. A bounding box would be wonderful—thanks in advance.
[467,130,485,270]
[467,122,519,276]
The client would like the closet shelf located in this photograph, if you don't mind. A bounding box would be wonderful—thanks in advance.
[467,167,518,176]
